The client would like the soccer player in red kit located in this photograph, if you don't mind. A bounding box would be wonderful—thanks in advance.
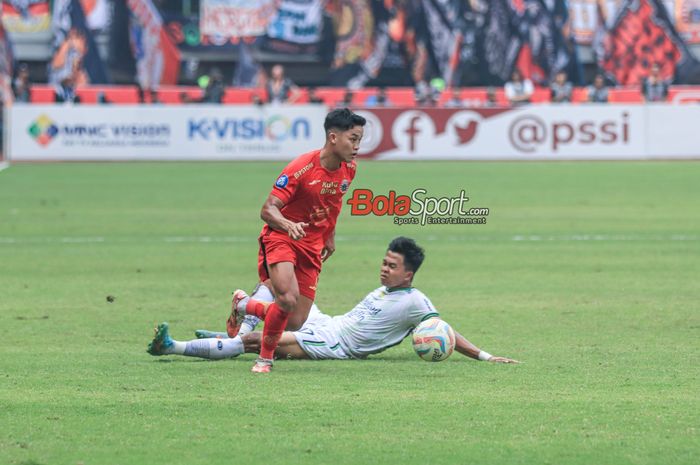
[228,108,366,373]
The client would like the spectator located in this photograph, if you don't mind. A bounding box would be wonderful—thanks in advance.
[197,67,225,104]
[55,75,80,104]
[364,87,391,107]
[265,64,300,104]
[485,87,498,107]
[251,93,265,107]
[137,85,160,104]
[415,80,438,106]
[587,74,609,103]
[340,89,354,107]
[444,88,464,108]
[96,91,109,104]
[504,70,533,106]
[13,63,31,103]
[641,64,669,102]
[550,70,572,103]
[307,87,324,104]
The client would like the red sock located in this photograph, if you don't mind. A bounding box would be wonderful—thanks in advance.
[260,303,290,360]
[245,298,271,319]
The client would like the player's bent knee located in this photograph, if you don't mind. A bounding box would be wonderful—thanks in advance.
[284,317,304,331]
[275,291,298,312]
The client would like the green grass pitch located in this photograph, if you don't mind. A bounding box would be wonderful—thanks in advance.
[1,161,698,465]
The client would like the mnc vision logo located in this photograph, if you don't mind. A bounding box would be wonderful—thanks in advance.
[28,114,59,146]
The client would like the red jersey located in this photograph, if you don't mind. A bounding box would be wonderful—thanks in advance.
[262,149,356,251]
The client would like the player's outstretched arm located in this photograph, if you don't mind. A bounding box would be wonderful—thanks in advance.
[454,330,520,364]
[260,194,308,240]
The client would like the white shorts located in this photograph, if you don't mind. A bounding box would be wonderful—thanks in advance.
[293,307,350,360]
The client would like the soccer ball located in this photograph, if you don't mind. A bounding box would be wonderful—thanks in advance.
[412,318,456,362]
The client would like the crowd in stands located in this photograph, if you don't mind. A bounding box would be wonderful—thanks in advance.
[9,61,680,107]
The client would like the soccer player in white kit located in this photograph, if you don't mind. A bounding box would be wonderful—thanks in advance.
[147,237,518,364]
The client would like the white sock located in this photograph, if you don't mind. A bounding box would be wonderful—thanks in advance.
[237,284,272,335]
[239,316,260,336]
[169,340,186,355]
[181,337,245,359]
[237,283,274,313]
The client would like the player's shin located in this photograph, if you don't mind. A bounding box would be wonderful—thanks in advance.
[183,337,245,359]
[259,303,290,360]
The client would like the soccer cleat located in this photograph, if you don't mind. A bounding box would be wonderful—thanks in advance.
[226,289,249,338]
[194,329,228,339]
[251,357,273,373]
[147,322,174,356]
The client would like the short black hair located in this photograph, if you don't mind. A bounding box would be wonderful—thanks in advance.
[324,108,366,133]
[388,236,425,273]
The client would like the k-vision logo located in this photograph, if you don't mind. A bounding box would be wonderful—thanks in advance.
[346,189,489,226]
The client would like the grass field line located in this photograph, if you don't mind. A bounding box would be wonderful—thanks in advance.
[0,234,698,245]
[0,161,9,173]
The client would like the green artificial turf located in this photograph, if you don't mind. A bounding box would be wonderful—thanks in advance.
[0,161,698,465]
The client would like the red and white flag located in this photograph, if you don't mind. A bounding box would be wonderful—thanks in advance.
[128,0,181,88]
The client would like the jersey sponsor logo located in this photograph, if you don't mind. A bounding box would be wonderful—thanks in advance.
[340,179,349,193]
[293,162,314,179]
[320,181,339,195]
[275,174,289,188]
[308,179,321,186]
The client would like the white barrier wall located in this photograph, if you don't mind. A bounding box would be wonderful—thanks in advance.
[6,104,700,161]
[8,104,328,161]
[356,105,646,160]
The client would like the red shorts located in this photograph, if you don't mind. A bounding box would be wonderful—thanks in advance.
[257,233,322,300]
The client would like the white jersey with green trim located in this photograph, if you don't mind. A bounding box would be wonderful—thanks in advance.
[327,286,439,359]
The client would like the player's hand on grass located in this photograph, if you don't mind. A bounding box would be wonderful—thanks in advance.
[488,356,520,364]
[321,238,335,262]
[287,222,308,240]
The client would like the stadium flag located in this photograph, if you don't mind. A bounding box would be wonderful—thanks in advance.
[418,0,463,88]
[327,0,375,85]
[569,0,599,45]
[675,0,700,44]
[481,0,521,85]
[128,0,181,89]
[232,42,263,87]
[48,0,109,85]
[200,0,277,38]
[480,1,576,85]
[267,0,324,44]
[328,1,417,88]
[0,20,14,104]
[1,0,50,33]
[80,0,111,31]
[515,0,574,85]
[601,0,700,85]
[329,0,374,67]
